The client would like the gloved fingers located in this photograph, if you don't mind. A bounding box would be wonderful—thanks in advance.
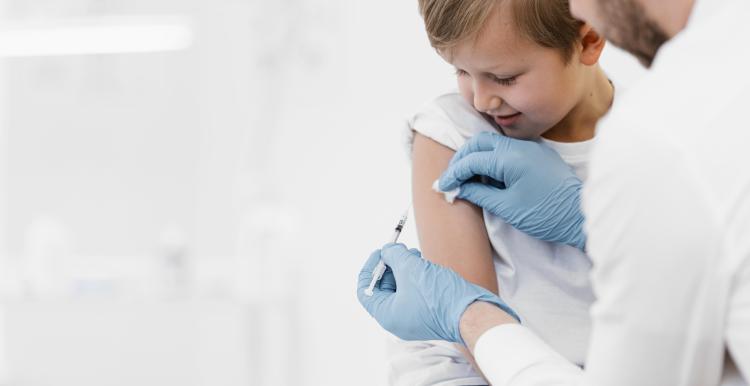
[456,181,508,209]
[449,131,504,166]
[356,249,397,315]
[377,246,424,293]
[439,151,500,191]
[357,249,384,291]
[381,243,423,279]
[379,266,397,292]
[357,280,395,319]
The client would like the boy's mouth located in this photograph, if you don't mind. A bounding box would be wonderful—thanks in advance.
[493,112,522,127]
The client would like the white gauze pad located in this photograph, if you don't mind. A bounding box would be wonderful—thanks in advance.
[432,179,460,204]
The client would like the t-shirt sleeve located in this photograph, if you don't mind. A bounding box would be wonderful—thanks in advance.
[404,93,499,155]
[387,338,488,386]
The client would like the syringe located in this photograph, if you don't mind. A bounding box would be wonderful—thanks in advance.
[364,209,410,297]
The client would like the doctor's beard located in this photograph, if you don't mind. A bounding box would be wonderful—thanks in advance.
[598,0,670,68]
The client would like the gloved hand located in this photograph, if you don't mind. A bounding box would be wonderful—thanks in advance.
[357,243,519,345]
[438,131,587,250]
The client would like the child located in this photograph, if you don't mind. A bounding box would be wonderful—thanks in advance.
[389,0,615,384]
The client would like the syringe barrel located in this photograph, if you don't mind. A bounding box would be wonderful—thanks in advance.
[372,260,387,281]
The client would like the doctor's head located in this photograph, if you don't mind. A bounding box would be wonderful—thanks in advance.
[568,0,695,67]
[418,0,609,141]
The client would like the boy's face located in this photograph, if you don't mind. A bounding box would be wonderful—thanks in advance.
[444,3,585,140]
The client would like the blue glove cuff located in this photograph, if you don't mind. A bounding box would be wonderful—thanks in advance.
[479,295,521,324]
[455,292,520,347]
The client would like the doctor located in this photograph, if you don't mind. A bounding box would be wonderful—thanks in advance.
[357,0,750,384]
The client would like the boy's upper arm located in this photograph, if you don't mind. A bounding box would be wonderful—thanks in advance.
[411,132,498,294]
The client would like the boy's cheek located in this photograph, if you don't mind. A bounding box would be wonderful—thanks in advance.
[501,89,535,114]
[457,80,475,108]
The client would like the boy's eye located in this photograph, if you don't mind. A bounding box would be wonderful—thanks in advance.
[454,68,469,77]
[490,74,517,86]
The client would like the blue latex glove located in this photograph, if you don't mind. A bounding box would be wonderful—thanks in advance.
[438,131,587,250]
[357,243,519,345]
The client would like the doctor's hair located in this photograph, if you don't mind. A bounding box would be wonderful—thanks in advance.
[418,0,585,63]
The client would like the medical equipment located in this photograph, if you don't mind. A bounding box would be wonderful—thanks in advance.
[358,243,519,344]
[364,209,409,297]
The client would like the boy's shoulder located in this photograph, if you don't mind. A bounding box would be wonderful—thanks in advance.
[408,91,498,151]
[415,91,483,125]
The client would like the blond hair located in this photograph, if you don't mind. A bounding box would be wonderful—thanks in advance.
[418,0,584,62]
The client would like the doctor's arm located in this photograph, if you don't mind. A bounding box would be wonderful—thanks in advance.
[359,125,725,385]
[463,128,725,386]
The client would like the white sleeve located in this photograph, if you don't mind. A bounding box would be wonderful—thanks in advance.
[388,338,488,386]
[406,93,498,153]
[472,117,727,385]
[474,325,581,385]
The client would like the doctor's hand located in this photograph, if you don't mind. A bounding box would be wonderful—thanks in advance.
[438,131,587,250]
[357,243,519,346]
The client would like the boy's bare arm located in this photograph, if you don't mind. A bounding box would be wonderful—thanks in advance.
[411,132,499,295]
[411,132,498,382]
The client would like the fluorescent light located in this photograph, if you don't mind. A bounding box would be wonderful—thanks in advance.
[0,16,193,57]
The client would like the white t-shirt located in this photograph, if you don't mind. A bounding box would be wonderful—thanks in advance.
[389,92,596,385]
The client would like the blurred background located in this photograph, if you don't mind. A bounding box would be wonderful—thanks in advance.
[0,0,646,385]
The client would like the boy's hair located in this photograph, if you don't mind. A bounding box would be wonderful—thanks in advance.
[418,0,584,63]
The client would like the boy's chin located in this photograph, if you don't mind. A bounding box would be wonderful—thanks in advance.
[484,114,544,140]
[499,126,543,141]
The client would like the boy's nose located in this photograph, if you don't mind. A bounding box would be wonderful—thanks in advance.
[474,92,502,114]
[472,79,502,113]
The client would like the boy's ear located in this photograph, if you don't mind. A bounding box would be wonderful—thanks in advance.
[578,23,606,66]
